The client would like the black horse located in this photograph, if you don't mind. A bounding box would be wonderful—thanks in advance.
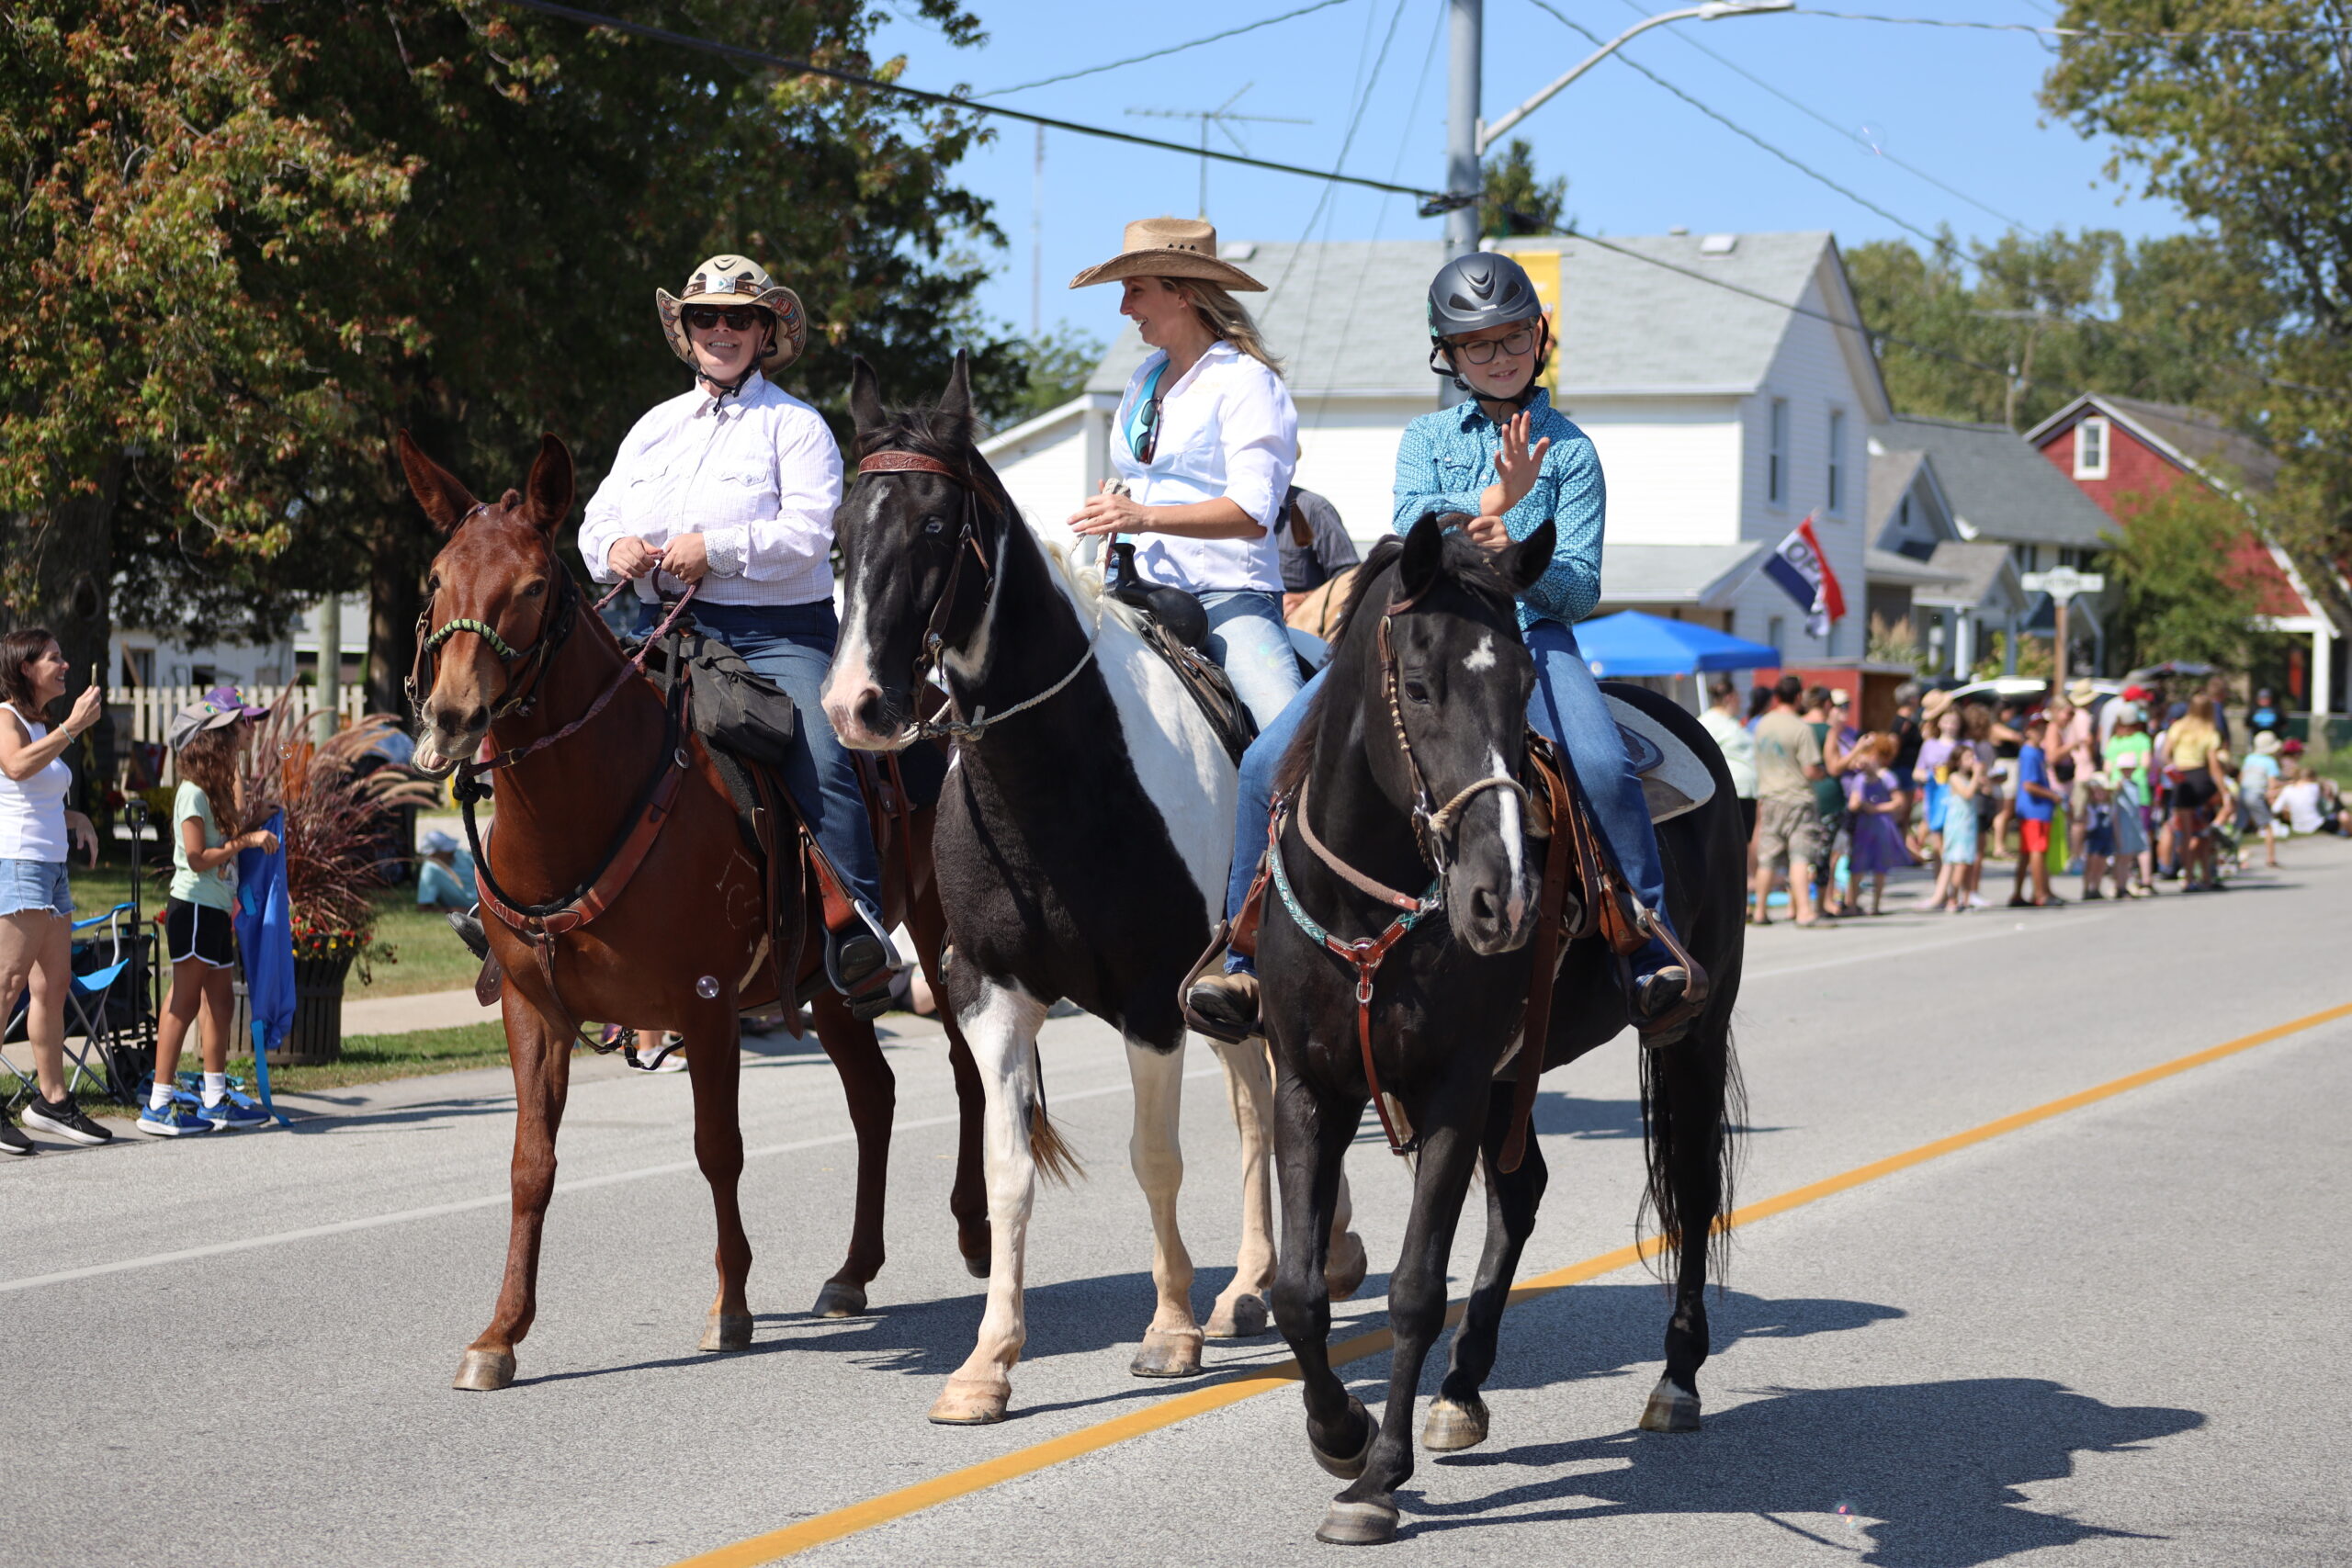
[1258,516,1747,1546]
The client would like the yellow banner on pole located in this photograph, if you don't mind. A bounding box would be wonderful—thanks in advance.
[1511,248,1564,395]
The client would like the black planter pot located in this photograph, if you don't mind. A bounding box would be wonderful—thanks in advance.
[232,949,356,1066]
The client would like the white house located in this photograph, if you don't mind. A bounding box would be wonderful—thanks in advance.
[986,230,1894,668]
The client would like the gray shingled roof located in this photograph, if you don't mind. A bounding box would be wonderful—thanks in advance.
[1869,416,2114,549]
[1600,543,1764,604]
[2097,395,2284,493]
[1865,446,1928,535]
[1916,540,2021,608]
[1083,231,1840,399]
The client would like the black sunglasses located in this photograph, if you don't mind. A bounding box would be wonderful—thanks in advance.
[684,305,768,333]
[1135,389,1167,464]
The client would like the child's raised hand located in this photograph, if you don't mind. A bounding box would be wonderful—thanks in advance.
[1492,411,1552,513]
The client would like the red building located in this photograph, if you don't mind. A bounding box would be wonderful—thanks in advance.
[2026,393,2349,716]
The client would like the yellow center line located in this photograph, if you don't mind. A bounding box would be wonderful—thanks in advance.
[673,998,2352,1568]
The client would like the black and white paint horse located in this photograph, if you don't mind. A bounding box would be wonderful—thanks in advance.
[1258,519,1747,1545]
[820,354,1365,1424]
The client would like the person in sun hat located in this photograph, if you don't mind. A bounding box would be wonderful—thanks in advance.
[2239,728,2284,868]
[414,828,476,910]
[1065,217,1303,732]
[579,253,899,1018]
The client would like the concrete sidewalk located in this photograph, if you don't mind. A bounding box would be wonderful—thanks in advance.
[342,986,497,1036]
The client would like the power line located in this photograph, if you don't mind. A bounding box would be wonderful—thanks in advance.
[1268,0,1418,305]
[977,0,1359,96]
[496,0,1444,204]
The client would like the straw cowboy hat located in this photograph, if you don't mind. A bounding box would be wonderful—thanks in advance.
[1069,217,1265,292]
[2066,678,2098,707]
[2254,729,2282,756]
[656,254,808,378]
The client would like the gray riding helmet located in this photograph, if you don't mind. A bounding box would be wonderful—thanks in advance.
[1426,253,1551,400]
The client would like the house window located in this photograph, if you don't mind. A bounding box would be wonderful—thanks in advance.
[2074,416,2109,479]
[1826,409,1846,514]
[2014,543,2040,574]
[1768,398,1788,506]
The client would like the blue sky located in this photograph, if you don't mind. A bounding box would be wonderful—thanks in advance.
[866,0,2187,344]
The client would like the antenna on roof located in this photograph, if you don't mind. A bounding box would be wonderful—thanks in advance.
[1126,84,1311,220]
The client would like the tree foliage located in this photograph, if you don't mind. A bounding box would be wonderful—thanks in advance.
[2103,483,2267,671]
[1481,138,1568,239]
[999,324,1107,428]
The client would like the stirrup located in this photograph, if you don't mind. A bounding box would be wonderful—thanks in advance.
[448,906,490,961]
[824,900,901,995]
[1179,922,1260,1044]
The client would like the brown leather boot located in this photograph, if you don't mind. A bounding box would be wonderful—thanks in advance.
[1184,970,1261,1043]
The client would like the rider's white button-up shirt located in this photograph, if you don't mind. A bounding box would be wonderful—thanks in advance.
[1110,340,1297,597]
[580,371,842,607]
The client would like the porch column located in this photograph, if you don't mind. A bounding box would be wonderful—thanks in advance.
[2316,622,2337,716]
[1952,611,1975,678]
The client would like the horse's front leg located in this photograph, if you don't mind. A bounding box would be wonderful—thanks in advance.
[454,987,573,1391]
[1268,1074,1373,1481]
[808,990,891,1316]
[929,979,1049,1425]
[1426,1079,1551,1452]
[687,987,754,1352]
[1320,1080,1486,1547]
[909,880,989,1275]
[1204,1036,1274,1338]
[1125,1033,1204,1376]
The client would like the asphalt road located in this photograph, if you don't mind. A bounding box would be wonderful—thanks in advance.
[7,842,2350,1568]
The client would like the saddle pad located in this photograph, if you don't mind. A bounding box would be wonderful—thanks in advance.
[1604,695,1716,825]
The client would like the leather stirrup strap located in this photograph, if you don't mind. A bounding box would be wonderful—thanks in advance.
[1500,744,1577,1174]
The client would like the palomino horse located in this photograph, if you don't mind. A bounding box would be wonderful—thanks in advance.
[1258,521,1747,1545]
[820,355,1366,1425]
[400,432,989,1391]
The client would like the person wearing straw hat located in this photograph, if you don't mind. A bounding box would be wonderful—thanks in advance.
[1066,217,1305,732]
[415,828,476,910]
[578,254,897,1010]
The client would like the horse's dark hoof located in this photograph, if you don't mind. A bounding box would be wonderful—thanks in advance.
[1204,1292,1270,1338]
[452,1348,514,1392]
[1421,1393,1489,1451]
[1316,1498,1398,1546]
[1129,1327,1204,1378]
[812,1279,868,1318]
[1638,1374,1702,1432]
[1310,1395,1376,1479]
[697,1311,754,1352]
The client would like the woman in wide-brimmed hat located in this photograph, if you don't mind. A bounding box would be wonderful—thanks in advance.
[1066,217,1304,732]
[576,254,899,1021]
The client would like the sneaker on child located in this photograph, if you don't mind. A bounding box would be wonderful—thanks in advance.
[19,1094,114,1146]
[137,1099,216,1137]
[203,1090,273,1131]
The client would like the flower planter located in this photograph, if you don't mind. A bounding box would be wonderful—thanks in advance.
[232,949,356,1066]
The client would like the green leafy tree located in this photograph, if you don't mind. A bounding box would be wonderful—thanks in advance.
[2104,484,2266,671]
[994,325,1107,428]
[1481,138,1568,239]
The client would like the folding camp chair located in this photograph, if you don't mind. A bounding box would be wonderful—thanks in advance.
[0,902,153,1110]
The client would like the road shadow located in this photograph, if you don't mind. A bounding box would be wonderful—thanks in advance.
[1408,1376,2202,1563]
[1465,1285,1902,1396]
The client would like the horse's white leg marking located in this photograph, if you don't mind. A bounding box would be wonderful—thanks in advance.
[1125,1034,1204,1376]
[930,980,1048,1424]
[1205,1035,1276,1337]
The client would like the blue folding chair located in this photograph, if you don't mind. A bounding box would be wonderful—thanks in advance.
[0,902,151,1110]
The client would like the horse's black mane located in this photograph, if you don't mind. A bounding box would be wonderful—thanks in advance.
[1272,518,1525,798]
[855,401,976,464]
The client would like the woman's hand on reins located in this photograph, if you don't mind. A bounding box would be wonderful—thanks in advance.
[606,536,662,580]
[1069,487,1150,536]
[659,532,711,582]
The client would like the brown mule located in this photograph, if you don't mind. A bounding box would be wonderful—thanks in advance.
[398,432,989,1392]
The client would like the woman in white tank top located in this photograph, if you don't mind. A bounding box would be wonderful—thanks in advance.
[0,628,106,1153]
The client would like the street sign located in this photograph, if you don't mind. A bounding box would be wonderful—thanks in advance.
[2021,567,2105,603]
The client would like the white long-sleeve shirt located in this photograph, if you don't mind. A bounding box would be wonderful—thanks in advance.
[579,371,842,606]
[1109,340,1298,595]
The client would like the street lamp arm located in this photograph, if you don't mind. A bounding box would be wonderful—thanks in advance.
[1476,0,1792,156]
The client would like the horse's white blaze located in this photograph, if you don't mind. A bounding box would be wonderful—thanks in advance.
[1492,745,1528,926]
[824,594,879,705]
[1464,632,1497,672]
[941,524,1011,687]
[1038,545,1237,915]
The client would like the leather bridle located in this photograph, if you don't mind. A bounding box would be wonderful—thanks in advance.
[854,447,1097,745]
[406,502,581,726]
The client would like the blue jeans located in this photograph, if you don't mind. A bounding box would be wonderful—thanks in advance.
[638,598,885,918]
[1223,617,1676,977]
[1200,590,1305,734]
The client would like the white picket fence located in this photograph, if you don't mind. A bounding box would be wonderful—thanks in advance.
[110,684,373,781]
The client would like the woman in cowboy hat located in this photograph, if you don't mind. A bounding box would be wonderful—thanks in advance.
[579,254,896,1012]
[1066,217,1304,731]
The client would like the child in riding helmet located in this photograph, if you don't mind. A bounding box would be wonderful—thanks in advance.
[1189,251,1698,1039]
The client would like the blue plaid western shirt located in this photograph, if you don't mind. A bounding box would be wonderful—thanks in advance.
[1390,389,1604,631]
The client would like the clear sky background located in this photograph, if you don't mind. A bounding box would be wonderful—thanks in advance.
[865,0,2188,344]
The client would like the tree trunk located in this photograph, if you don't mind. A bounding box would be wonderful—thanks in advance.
[13,451,123,802]
[367,511,431,717]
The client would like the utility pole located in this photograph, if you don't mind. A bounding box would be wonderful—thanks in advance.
[312,593,341,744]
[1031,124,1045,343]
[1444,0,1482,263]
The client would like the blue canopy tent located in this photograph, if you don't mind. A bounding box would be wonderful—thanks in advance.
[1573,611,1780,678]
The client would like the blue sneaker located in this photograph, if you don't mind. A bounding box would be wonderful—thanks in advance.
[136,1098,215,1137]
[202,1090,274,1131]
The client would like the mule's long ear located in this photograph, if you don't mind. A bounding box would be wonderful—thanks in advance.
[1397,511,1450,604]
[523,433,573,536]
[397,430,479,536]
[1500,518,1556,594]
[940,349,972,423]
[848,355,887,437]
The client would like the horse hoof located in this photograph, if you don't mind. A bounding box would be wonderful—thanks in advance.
[812,1280,868,1318]
[452,1348,515,1392]
[1204,1292,1270,1339]
[1421,1394,1489,1451]
[1310,1396,1376,1479]
[1325,1230,1370,1302]
[1316,1498,1399,1546]
[1637,1375,1702,1433]
[1129,1327,1204,1378]
[962,1251,990,1280]
[697,1312,754,1352]
[928,1373,1011,1425]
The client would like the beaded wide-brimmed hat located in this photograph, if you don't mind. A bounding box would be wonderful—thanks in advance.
[1069,217,1265,292]
[656,254,808,377]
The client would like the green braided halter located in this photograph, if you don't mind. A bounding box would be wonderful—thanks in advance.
[424,616,520,660]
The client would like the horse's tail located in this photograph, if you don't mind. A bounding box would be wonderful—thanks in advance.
[1636,1012,1745,1286]
[1028,1043,1084,1187]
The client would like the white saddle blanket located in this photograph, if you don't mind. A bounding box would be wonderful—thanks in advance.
[1604,695,1716,825]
